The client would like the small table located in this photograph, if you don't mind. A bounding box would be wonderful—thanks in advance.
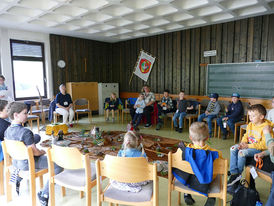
[45,124,68,136]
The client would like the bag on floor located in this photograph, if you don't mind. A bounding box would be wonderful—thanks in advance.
[230,179,260,206]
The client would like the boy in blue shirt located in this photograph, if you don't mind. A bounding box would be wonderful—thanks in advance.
[216,93,244,139]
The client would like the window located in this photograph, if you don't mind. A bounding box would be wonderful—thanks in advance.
[10,39,47,100]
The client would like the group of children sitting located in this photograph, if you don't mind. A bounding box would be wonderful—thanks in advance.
[1,91,274,206]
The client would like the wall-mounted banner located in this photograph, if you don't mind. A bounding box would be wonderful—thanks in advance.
[133,50,156,82]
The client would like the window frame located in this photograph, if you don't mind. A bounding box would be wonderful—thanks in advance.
[10,39,47,100]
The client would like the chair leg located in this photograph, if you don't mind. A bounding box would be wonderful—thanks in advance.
[0,161,4,195]
[178,191,181,206]
[167,187,171,206]
[5,170,12,202]
[30,176,36,206]
[245,166,251,185]
[50,179,55,206]
[37,118,40,133]
[218,126,221,139]
[214,121,217,138]
[80,191,84,198]
[61,186,66,197]
[29,120,33,130]
[86,190,91,206]
[39,175,44,189]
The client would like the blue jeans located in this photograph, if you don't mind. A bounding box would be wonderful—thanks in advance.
[197,113,216,135]
[173,112,187,128]
[266,171,274,206]
[216,116,242,135]
[229,144,261,174]
[132,113,143,127]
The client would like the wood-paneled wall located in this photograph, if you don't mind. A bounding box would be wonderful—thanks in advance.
[50,34,112,94]
[112,14,274,95]
[50,14,274,96]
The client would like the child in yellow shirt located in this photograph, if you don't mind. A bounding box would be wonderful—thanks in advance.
[228,104,273,187]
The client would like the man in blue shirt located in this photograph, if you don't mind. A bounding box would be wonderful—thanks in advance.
[216,93,244,140]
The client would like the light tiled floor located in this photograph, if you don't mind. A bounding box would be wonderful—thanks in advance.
[0,115,271,205]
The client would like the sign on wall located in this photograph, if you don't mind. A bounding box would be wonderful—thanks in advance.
[204,50,217,57]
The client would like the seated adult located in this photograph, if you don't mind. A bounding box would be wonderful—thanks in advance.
[142,85,155,128]
[55,84,74,127]
[156,89,173,130]
[216,93,244,140]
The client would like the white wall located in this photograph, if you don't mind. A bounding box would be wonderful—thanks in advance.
[0,27,53,99]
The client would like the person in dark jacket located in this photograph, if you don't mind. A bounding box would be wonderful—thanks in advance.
[217,93,244,140]
[198,93,221,138]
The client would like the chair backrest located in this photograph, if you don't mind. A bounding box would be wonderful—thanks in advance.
[96,155,156,183]
[74,98,89,106]
[2,140,35,173]
[168,149,228,176]
[127,97,137,106]
[2,140,30,160]
[48,145,87,170]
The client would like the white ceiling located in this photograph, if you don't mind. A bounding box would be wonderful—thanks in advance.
[0,0,274,43]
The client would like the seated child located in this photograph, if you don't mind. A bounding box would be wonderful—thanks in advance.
[198,93,220,138]
[228,104,273,188]
[266,96,274,122]
[5,102,63,206]
[0,75,12,101]
[105,92,119,122]
[173,91,193,133]
[111,131,149,192]
[216,93,244,140]
[156,89,174,130]
[0,100,10,162]
[173,122,222,206]
[132,93,146,130]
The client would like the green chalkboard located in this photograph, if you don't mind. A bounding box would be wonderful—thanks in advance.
[207,62,274,99]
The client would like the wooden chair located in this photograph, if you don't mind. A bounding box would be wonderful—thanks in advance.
[0,159,4,195]
[184,103,201,129]
[245,165,272,185]
[74,98,92,124]
[25,100,40,132]
[168,149,228,206]
[96,155,159,206]
[122,99,131,123]
[1,140,48,206]
[47,145,96,206]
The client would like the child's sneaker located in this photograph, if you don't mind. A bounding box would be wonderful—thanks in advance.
[204,197,216,206]
[184,194,195,205]
[227,173,242,186]
[112,118,115,123]
[37,191,49,206]
[156,123,162,130]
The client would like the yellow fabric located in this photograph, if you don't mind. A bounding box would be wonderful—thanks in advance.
[186,143,223,159]
[241,119,274,150]
[46,124,68,136]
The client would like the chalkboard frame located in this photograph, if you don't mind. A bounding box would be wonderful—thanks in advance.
[206,62,274,99]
